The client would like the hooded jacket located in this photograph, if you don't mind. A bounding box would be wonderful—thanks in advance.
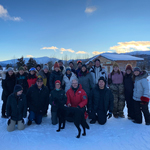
[133,71,149,101]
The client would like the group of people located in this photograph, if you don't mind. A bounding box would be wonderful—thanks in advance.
[1,58,150,132]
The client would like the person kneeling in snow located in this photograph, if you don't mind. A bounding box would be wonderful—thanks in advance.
[26,76,49,125]
[49,80,67,125]
[132,67,150,125]
[6,85,27,132]
[89,77,114,125]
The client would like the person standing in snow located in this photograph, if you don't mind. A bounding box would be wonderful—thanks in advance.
[124,64,135,120]
[69,61,77,75]
[89,77,114,124]
[16,66,29,94]
[49,80,67,125]
[62,67,78,93]
[49,62,63,91]
[6,85,27,132]
[26,76,49,125]
[1,67,16,118]
[78,64,94,109]
[90,59,107,85]
[132,67,150,125]
[27,67,37,88]
[66,79,88,122]
[108,62,125,118]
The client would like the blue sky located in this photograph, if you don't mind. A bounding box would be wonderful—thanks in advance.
[0,0,150,61]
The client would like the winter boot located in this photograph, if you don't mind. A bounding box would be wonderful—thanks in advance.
[27,120,32,126]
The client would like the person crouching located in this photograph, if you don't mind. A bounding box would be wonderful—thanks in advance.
[6,85,27,132]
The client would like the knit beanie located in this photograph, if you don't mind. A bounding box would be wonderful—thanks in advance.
[113,62,119,68]
[7,67,13,72]
[14,84,23,93]
[55,80,61,85]
[66,67,71,72]
[98,76,106,84]
[54,62,59,69]
[19,66,25,71]
[43,65,49,70]
[133,67,141,72]
[37,75,43,82]
[125,64,133,71]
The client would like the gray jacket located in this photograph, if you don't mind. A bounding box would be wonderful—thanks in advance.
[78,72,94,97]
[133,71,149,101]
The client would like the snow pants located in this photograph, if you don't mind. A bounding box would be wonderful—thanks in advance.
[7,119,25,132]
[134,100,150,124]
[126,97,135,119]
[110,83,125,116]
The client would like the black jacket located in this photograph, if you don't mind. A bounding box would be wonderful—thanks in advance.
[89,85,114,114]
[6,93,27,121]
[124,73,134,100]
[16,72,29,94]
[26,84,49,114]
[2,72,16,101]
[49,70,63,91]
[50,89,67,112]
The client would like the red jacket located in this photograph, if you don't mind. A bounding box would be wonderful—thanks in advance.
[66,84,88,108]
[27,77,37,88]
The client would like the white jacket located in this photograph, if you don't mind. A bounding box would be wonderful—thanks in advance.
[62,72,78,93]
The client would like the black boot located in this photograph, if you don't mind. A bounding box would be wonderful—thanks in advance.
[90,119,96,124]
[27,120,32,126]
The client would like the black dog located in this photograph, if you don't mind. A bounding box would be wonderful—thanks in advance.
[56,105,90,138]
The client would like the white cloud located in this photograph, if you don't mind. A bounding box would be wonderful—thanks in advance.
[0,5,22,21]
[41,46,58,51]
[92,51,104,55]
[85,6,97,13]
[26,55,33,58]
[60,48,75,54]
[76,51,87,54]
[110,41,150,53]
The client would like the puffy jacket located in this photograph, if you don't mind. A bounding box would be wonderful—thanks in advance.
[2,72,16,101]
[78,71,94,97]
[62,72,78,92]
[50,89,67,112]
[89,85,114,113]
[52,65,66,75]
[27,74,37,88]
[90,65,107,84]
[66,84,88,108]
[49,70,63,91]
[26,84,49,114]
[16,72,29,94]
[133,71,149,101]
[7,93,27,121]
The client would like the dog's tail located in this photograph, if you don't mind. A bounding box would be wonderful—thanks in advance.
[82,119,90,129]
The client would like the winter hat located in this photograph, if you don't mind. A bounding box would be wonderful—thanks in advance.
[7,67,13,72]
[98,76,106,84]
[55,80,61,85]
[29,67,36,72]
[113,62,119,68]
[66,67,71,72]
[37,75,43,82]
[134,67,141,72]
[19,66,25,71]
[94,58,100,63]
[54,62,59,69]
[125,64,133,71]
[77,60,82,65]
[36,64,41,68]
[43,65,49,70]
[82,64,87,69]
[14,84,23,93]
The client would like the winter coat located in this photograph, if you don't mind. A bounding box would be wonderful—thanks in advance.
[66,84,88,108]
[6,93,27,121]
[89,85,114,114]
[124,73,134,101]
[49,70,63,91]
[16,72,29,94]
[50,89,67,112]
[90,65,107,84]
[52,65,66,75]
[76,68,81,78]
[26,84,49,114]
[62,72,78,93]
[78,71,94,97]
[27,74,37,88]
[38,70,50,91]
[133,71,149,101]
[2,72,16,102]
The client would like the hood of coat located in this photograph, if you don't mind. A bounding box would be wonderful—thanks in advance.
[135,71,148,81]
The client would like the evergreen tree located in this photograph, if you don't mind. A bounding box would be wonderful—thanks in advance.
[27,58,37,70]
[16,56,25,69]
[0,65,3,70]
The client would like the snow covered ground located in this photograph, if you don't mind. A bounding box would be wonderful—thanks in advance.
[0,79,150,150]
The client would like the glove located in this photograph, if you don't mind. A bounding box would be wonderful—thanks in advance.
[67,103,71,107]
[107,112,112,119]
[22,118,27,124]
[6,117,11,126]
